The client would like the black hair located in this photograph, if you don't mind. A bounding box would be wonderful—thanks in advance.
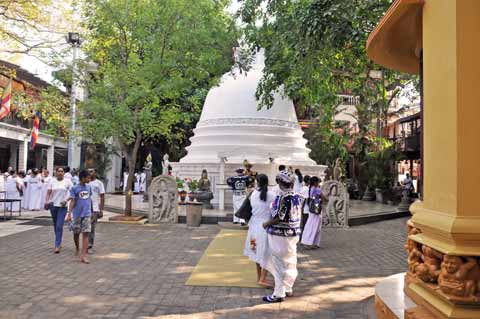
[303,175,311,185]
[32,168,39,174]
[79,170,89,180]
[56,167,64,172]
[278,165,286,171]
[256,174,269,202]
[294,169,303,183]
[309,176,320,198]
[64,166,71,173]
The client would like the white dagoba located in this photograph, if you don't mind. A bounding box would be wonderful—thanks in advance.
[180,52,315,165]
[171,50,326,209]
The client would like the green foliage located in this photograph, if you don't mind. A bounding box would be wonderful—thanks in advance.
[79,0,237,154]
[365,139,404,190]
[238,0,417,183]
[305,104,350,168]
[78,0,237,214]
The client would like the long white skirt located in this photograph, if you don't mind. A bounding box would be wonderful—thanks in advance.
[265,234,299,298]
[232,194,246,223]
[301,212,322,246]
[27,184,43,210]
[244,219,270,268]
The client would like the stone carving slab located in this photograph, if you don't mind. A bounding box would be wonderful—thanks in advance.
[321,180,349,228]
[148,175,178,224]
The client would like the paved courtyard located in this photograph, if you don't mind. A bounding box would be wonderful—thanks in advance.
[0,217,408,319]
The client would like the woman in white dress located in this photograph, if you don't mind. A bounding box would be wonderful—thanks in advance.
[293,169,303,194]
[40,169,52,209]
[134,172,141,193]
[22,170,32,210]
[244,174,275,288]
[26,169,43,211]
[5,170,23,212]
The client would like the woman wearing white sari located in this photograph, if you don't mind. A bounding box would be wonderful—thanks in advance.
[22,170,32,210]
[244,174,275,288]
[262,171,302,303]
[40,169,52,209]
[27,169,43,211]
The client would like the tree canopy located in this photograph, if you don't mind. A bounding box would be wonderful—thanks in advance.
[80,0,238,214]
[238,0,417,171]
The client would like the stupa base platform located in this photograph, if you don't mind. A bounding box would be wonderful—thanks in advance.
[375,273,480,319]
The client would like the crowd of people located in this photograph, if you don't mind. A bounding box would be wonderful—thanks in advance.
[0,167,105,264]
[122,170,147,193]
[241,166,327,303]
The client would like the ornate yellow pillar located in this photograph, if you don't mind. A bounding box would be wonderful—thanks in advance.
[367,1,480,318]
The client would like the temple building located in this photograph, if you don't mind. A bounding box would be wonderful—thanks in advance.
[367,0,480,318]
[0,60,68,173]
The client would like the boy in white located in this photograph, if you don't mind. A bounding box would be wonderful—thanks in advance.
[88,168,105,251]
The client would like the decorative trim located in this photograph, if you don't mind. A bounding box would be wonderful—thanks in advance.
[197,117,301,129]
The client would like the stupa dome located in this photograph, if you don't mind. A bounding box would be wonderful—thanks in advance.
[180,51,316,165]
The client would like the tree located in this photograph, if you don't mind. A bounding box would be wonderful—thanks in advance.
[0,0,77,60]
[80,0,237,215]
[238,0,417,173]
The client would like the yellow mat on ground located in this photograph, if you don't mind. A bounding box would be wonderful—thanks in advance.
[186,229,260,288]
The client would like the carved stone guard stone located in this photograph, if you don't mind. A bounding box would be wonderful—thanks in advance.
[320,180,349,228]
[148,175,178,224]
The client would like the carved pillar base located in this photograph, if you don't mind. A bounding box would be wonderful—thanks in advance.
[403,220,480,319]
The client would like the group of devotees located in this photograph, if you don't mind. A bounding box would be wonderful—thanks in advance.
[0,167,105,264]
[1,160,327,302]
[228,162,326,303]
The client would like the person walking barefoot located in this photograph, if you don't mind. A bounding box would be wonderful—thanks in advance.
[243,174,275,288]
[67,170,93,264]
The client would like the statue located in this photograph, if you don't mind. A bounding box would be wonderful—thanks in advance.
[438,255,480,299]
[416,245,443,283]
[148,175,178,223]
[162,154,170,175]
[195,169,214,209]
[406,240,423,274]
[243,159,257,189]
[321,180,349,228]
[143,153,153,202]
[333,158,342,181]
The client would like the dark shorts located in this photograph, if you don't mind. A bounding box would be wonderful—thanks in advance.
[72,216,91,234]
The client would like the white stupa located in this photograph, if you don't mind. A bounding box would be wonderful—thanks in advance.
[171,50,326,209]
[180,51,316,165]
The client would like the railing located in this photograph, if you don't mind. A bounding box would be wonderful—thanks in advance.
[337,94,360,106]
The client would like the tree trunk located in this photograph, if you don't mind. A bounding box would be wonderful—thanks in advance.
[123,132,143,216]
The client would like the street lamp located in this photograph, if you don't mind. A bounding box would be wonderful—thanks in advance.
[66,32,82,169]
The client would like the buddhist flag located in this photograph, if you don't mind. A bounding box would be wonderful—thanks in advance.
[0,78,12,120]
[30,111,40,150]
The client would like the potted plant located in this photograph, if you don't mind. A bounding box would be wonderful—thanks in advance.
[185,178,198,201]
[176,177,187,203]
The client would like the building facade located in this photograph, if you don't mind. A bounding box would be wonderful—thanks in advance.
[0,60,68,173]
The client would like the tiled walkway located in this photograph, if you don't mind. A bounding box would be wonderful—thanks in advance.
[0,217,408,319]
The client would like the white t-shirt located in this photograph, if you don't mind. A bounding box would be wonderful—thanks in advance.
[64,172,72,180]
[88,179,105,212]
[48,178,73,207]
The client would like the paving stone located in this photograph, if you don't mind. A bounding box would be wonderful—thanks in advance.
[0,217,408,318]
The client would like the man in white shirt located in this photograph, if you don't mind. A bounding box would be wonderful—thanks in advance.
[88,168,105,251]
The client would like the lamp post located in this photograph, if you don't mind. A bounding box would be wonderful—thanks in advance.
[66,32,82,169]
